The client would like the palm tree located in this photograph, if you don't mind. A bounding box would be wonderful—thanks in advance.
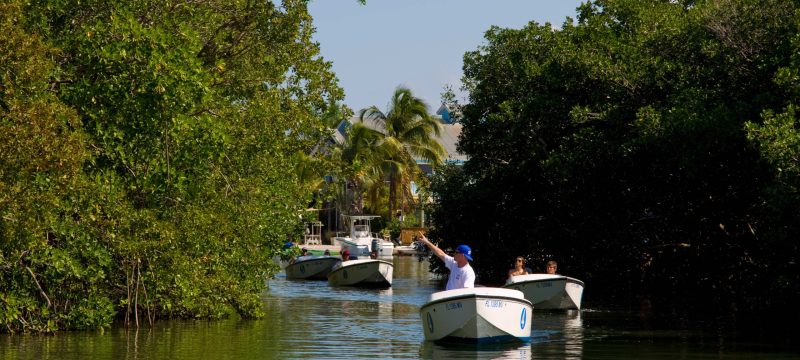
[335,122,384,214]
[358,87,446,215]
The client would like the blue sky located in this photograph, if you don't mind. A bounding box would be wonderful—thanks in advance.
[308,0,585,113]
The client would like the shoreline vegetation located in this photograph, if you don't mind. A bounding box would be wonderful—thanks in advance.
[426,0,800,337]
[2,0,799,337]
[1,0,342,333]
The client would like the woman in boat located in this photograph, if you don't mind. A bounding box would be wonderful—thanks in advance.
[418,234,475,290]
[507,256,529,279]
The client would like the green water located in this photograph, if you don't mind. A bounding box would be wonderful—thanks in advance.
[1,256,796,359]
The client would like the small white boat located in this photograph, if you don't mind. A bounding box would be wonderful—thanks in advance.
[285,256,341,280]
[393,245,418,256]
[332,215,394,258]
[503,274,585,310]
[420,287,532,344]
[327,259,393,288]
[394,241,427,256]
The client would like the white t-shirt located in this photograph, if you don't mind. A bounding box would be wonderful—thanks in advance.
[444,255,475,290]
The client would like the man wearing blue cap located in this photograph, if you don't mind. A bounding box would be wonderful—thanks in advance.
[418,234,475,290]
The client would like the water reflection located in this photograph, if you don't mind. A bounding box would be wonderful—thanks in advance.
[419,342,532,359]
[3,256,796,359]
[563,311,584,358]
[262,256,431,358]
[532,311,584,359]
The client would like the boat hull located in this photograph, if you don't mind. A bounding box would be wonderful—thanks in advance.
[420,288,532,344]
[503,274,584,310]
[327,259,393,288]
[285,256,341,280]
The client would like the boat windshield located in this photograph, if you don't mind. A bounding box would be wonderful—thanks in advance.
[353,225,370,237]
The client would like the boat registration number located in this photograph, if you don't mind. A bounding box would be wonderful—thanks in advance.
[485,300,504,308]
[445,302,463,310]
[535,282,552,288]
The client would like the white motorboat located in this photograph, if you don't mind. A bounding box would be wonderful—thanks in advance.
[503,274,585,310]
[393,245,418,256]
[284,256,341,280]
[394,241,427,256]
[327,259,393,288]
[332,215,393,258]
[420,287,532,344]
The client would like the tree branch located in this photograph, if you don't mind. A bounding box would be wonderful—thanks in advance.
[25,266,51,308]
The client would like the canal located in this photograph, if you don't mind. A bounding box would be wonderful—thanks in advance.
[1,256,796,359]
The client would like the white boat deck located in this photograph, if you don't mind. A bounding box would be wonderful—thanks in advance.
[428,287,526,302]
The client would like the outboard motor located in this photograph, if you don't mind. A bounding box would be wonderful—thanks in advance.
[371,238,379,254]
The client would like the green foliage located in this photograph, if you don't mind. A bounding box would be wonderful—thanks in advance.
[1,0,343,332]
[747,107,800,189]
[1,0,112,332]
[329,86,446,219]
[335,122,386,214]
[355,87,446,216]
[431,0,800,327]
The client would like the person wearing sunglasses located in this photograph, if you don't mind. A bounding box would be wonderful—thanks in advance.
[507,256,530,280]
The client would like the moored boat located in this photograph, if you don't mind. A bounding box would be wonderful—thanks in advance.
[285,256,341,280]
[393,240,427,256]
[327,259,393,288]
[393,245,418,256]
[420,287,532,344]
[332,215,393,258]
[503,274,584,310]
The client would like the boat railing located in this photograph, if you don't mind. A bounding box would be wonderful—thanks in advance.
[333,231,385,241]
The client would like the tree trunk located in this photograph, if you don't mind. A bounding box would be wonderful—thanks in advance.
[388,173,396,216]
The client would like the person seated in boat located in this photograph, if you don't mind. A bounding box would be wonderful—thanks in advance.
[545,260,558,274]
[417,234,475,290]
[340,250,357,261]
[507,256,529,279]
[323,249,331,256]
[301,248,310,257]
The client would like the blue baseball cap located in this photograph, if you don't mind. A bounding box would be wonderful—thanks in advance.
[456,244,473,261]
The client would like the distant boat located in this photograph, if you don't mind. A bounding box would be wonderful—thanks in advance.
[285,256,341,280]
[332,215,393,258]
[393,241,427,256]
[503,274,585,310]
[394,245,418,256]
[420,287,532,344]
[327,259,393,288]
